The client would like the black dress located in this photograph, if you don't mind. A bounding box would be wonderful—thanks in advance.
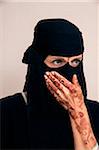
[0,93,99,149]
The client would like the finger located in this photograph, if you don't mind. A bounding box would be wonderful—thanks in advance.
[72,74,80,86]
[44,75,65,102]
[50,71,75,92]
[46,82,61,102]
[44,75,68,110]
[44,74,75,110]
[46,82,68,110]
[45,72,70,96]
[72,74,83,96]
[45,72,74,106]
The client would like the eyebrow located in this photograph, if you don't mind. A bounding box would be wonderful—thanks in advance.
[48,54,83,62]
[50,57,67,61]
[53,58,66,60]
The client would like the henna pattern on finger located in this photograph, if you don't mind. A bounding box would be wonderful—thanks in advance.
[49,73,79,108]
[48,73,71,101]
[46,82,69,110]
[51,71,74,89]
[46,73,96,149]
[45,76,65,103]
[53,80,61,88]
[60,79,65,84]
[45,74,96,149]
[46,80,60,100]
[49,73,64,90]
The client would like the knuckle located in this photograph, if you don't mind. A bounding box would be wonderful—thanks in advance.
[60,79,64,84]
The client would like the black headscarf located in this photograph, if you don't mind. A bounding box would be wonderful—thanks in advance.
[22,19,87,148]
[22,18,87,102]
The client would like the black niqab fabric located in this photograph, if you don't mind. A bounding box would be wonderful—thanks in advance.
[22,19,87,149]
[23,19,84,61]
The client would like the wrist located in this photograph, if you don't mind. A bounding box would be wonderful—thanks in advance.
[69,106,97,150]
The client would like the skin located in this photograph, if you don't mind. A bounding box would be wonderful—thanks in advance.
[44,55,97,150]
[44,54,83,68]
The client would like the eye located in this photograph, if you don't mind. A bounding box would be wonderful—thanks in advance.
[71,59,81,67]
[52,59,64,65]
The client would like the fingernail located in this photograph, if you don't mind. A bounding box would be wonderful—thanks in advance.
[44,75,48,79]
[45,71,50,75]
[51,71,55,75]
[74,74,77,79]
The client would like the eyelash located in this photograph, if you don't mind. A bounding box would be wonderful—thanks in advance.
[71,59,81,64]
[51,59,81,66]
[52,59,63,65]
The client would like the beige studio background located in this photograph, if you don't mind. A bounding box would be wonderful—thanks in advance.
[0,1,99,101]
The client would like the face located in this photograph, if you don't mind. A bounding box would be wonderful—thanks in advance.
[44,54,83,68]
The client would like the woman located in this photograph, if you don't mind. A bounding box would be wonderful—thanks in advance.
[1,19,99,150]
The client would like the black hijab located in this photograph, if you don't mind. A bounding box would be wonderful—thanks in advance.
[22,18,87,103]
[22,19,87,148]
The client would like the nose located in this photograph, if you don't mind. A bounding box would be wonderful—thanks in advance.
[63,57,69,63]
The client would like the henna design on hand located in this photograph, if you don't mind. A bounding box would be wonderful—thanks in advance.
[78,112,84,118]
[44,74,64,102]
[44,72,97,149]
[70,109,96,149]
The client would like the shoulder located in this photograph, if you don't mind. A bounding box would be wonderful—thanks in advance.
[85,99,99,140]
[86,99,99,105]
[0,93,26,110]
[85,99,99,113]
[85,99,99,120]
[0,93,27,126]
